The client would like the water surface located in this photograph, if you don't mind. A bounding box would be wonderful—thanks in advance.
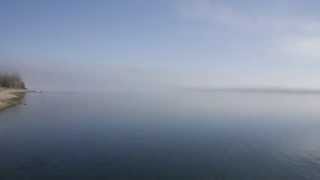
[1,90,320,179]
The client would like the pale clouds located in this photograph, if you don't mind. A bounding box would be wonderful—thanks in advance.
[177,0,262,28]
[278,37,320,61]
[177,0,319,32]
[177,0,320,62]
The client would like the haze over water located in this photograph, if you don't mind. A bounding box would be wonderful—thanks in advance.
[1,90,320,179]
[3,0,320,179]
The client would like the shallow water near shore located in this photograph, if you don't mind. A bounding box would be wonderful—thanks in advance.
[1,90,320,179]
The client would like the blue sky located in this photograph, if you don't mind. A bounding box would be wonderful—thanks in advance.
[2,0,320,90]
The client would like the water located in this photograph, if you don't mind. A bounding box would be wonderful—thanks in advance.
[1,90,320,179]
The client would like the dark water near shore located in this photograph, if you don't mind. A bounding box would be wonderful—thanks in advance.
[1,90,320,179]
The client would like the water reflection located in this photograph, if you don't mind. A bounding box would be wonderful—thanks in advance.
[0,90,320,179]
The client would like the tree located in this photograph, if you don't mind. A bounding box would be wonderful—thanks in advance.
[0,73,26,89]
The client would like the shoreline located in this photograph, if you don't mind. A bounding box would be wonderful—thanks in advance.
[0,88,26,111]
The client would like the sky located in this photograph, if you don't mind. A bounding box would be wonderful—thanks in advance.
[1,0,320,91]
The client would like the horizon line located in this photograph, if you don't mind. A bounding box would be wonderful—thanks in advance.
[188,86,320,95]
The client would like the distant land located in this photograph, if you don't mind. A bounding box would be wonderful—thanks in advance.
[0,73,26,111]
[191,87,320,95]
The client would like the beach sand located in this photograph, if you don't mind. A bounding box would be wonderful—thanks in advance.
[0,88,26,111]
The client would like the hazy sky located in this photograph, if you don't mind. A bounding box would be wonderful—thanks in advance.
[2,0,320,91]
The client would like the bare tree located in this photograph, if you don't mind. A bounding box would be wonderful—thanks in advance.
[0,73,26,89]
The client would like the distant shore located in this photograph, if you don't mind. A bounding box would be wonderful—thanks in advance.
[0,88,26,111]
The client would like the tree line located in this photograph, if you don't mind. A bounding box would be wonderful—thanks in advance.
[0,73,26,89]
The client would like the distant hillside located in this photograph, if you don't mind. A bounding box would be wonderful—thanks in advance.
[0,73,26,89]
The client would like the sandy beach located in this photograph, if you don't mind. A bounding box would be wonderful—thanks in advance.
[0,88,26,111]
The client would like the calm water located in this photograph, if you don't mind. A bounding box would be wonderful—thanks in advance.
[1,90,320,179]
